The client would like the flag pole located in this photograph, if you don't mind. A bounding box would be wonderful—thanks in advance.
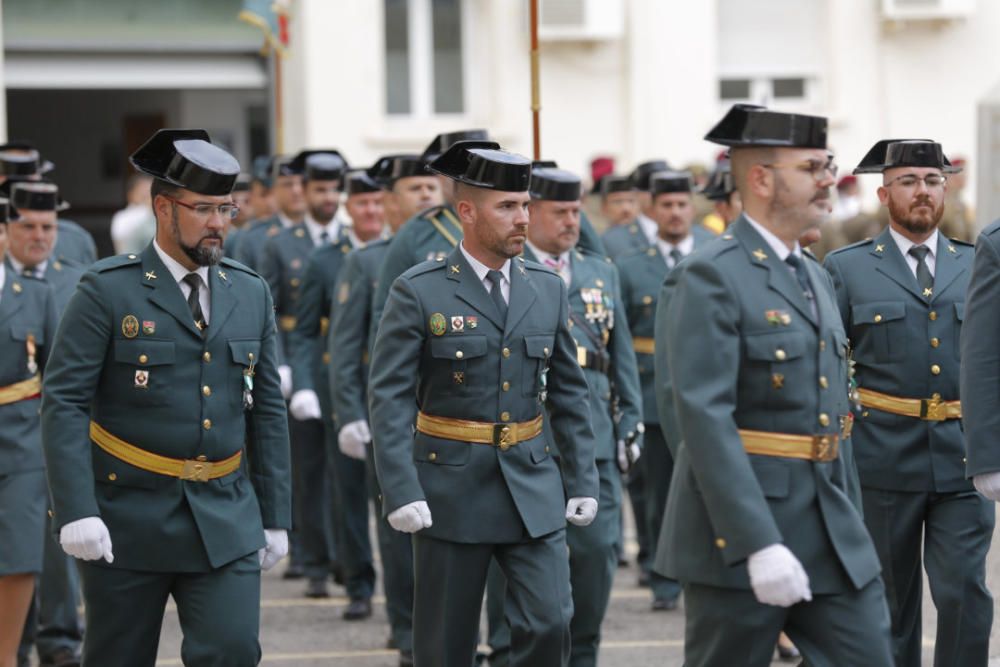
[273,51,284,154]
[529,0,541,160]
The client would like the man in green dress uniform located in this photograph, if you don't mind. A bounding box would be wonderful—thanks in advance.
[617,170,711,612]
[600,160,667,260]
[825,139,991,667]
[234,153,308,272]
[655,105,892,666]
[369,141,598,667]
[40,129,291,667]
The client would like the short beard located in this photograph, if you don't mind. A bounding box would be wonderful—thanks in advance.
[309,203,337,224]
[887,195,943,235]
[172,207,223,266]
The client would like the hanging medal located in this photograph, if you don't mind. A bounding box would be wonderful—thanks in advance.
[243,354,256,410]
[26,333,38,375]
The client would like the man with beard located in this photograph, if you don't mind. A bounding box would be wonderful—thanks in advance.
[825,140,990,667]
[616,171,711,613]
[656,105,892,666]
[601,160,668,260]
[373,154,442,231]
[40,129,291,667]
[234,153,308,272]
[287,168,383,605]
[599,175,640,230]
[369,141,598,667]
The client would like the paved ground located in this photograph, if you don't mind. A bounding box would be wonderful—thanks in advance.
[147,501,1000,666]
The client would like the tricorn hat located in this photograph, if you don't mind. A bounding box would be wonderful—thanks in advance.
[368,153,429,188]
[0,197,20,224]
[421,129,490,163]
[705,104,827,149]
[302,152,348,183]
[630,160,671,191]
[130,129,240,196]
[0,141,54,175]
[232,173,252,193]
[600,175,637,197]
[2,179,70,212]
[700,160,735,201]
[427,141,531,192]
[530,167,581,202]
[650,171,694,196]
[852,139,961,175]
[344,169,382,196]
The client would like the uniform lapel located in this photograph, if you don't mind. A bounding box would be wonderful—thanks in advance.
[505,257,538,334]
[0,270,25,326]
[448,248,504,330]
[206,265,236,342]
[871,227,925,302]
[140,244,203,338]
[929,233,966,303]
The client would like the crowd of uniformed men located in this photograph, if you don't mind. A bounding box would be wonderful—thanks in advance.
[1,102,999,667]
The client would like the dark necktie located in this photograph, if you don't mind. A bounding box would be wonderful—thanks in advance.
[486,269,507,320]
[183,273,206,332]
[23,267,39,279]
[784,254,815,304]
[908,245,933,296]
[319,230,329,246]
[669,248,683,268]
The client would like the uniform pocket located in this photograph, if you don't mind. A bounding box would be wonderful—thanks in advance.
[429,335,488,396]
[228,339,262,407]
[850,301,905,362]
[522,333,555,398]
[112,338,176,405]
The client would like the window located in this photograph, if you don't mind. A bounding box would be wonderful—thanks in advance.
[772,78,806,99]
[719,79,751,101]
[384,0,466,116]
[716,77,812,106]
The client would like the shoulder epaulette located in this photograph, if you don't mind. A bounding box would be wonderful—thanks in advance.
[803,248,820,263]
[92,253,142,273]
[825,237,874,258]
[949,237,975,247]
[419,204,447,220]
[614,247,651,263]
[219,256,258,275]
[522,258,559,276]
[401,257,448,280]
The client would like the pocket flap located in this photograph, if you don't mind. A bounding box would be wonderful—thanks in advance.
[524,334,555,359]
[750,456,790,499]
[10,324,45,345]
[955,302,965,321]
[228,339,262,366]
[430,335,487,360]
[744,332,805,362]
[851,301,905,325]
[113,339,176,366]
[414,438,472,466]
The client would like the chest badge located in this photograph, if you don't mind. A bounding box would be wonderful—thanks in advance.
[26,334,38,374]
[765,310,792,326]
[752,248,768,262]
[134,369,149,389]
[144,271,157,281]
[450,316,464,332]
[467,316,478,329]
[122,315,140,338]
[429,313,447,336]
[142,320,156,335]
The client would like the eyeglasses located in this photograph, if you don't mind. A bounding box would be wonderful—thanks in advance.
[762,159,838,182]
[883,173,947,189]
[160,194,239,220]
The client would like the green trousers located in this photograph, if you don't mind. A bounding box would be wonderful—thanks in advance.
[642,425,681,602]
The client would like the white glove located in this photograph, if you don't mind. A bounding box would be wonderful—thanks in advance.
[289,389,321,421]
[387,500,432,533]
[278,365,293,400]
[973,472,1000,501]
[338,420,371,460]
[258,528,288,571]
[747,543,812,607]
[59,517,114,563]
[565,497,598,526]
[617,439,641,472]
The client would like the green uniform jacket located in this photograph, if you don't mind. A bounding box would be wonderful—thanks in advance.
[602,219,650,260]
[43,258,86,314]
[54,219,98,267]
[369,249,599,543]
[329,239,389,427]
[41,246,292,572]
[289,234,355,414]
[0,274,58,475]
[655,216,880,594]
[824,229,973,492]
[961,219,1000,477]
[577,211,607,257]
[233,215,283,271]
[523,246,642,459]
[617,237,710,427]
[259,224,316,364]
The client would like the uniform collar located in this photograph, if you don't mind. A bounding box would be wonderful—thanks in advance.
[153,239,209,287]
[523,240,569,268]
[6,254,47,278]
[303,214,338,247]
[888,225,938,261]
[459,241,511,286]
[655,234,694,258]
[637,213,658,245]
[744,213,802,262]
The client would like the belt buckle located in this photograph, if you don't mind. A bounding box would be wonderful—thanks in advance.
[921,394,946,421]
[576,346,588,367]
[493,424,514,451]
[811,435,836,462]
[181,458,212,482]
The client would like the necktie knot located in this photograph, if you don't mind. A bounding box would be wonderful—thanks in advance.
[319,230,330,246]
[543,257,565,272]
[182,273,201,290]
[668,248,684,266]
[909,245,930,261]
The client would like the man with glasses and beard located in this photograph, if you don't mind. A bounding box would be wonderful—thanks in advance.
[825,140,991,667]
[656,105,892,666]
[40,129,291,667]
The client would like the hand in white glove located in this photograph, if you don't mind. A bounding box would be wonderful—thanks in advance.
[747,543,812,607]
[973,472,1000,501]
[338,420,371,460]
[387,500,432,533]
[258,529,288,571]
[565,497,598,526]
[60,517,114,563]
[278,365,293,400]
[289,389,321,421]
[616,439,641,473]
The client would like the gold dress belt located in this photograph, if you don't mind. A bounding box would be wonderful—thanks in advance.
[415,412,543,451]
[857,388,961,421]
[0,374,41,405]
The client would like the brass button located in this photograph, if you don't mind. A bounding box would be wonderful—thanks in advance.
[545,446,550,453]
[500,411,511,422]
[819,376,828,389]
[862,410,870,417]
[929,311,937,321]
[108,473,117,481]
[203,351,212,362]
[248,352,254,361]
[819,340,826,351]
[429,452,437,461]
[543,347,550,356]
[642,295,653,305]
[202,385,211,397]
[127,254,137,259]
[455,350,464,359]
[291,278,301,287]
[322,352,331,364]
[502,381,510,392]
[196,455,207,461]
[930,337,940,348]
[202,419,212,430]
[963,457,967,463]
[502,347,511,358]
[874,314,882,323]
[931,364,941,375]
[818,413,830,427]
[715,537,726,549]
[47,509,54,518]
[775,349,786,361]
[138,354,148,364]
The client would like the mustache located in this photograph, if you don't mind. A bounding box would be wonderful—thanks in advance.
[811,188,831,202]
[199,233,224,242]
[911,197,934,209]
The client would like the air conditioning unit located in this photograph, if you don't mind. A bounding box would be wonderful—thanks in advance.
[881,0,975,21]
[537,0,624,41]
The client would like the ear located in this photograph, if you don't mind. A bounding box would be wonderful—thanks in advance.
[455,198,476,225]
[153,193,172,221]
[876,185,889,207]
[746,164,772,200]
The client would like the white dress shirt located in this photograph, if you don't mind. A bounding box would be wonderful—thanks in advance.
[637,214,658,246]
[7,255,47,279]
[656,234,695,268]
[459,242,511,304]
[153,240,211,324]
[303,215,339,248]
[889,226,938,279]
[524,241,571,286]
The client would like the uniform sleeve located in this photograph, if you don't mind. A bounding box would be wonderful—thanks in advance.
[258,237,288,365]
[289,254,324,394]
[41,271,111,529]
[654,267,682,456]
[822,254,851,333]
[667,258,783,564]
[244,275,293,529]
[368,275,427,514]
[371,233,414,343]
[578,213,608,257]
[607,264,643,442]
[961,231,1000,476]
[330,254,371,427]
[546,279,600,499]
